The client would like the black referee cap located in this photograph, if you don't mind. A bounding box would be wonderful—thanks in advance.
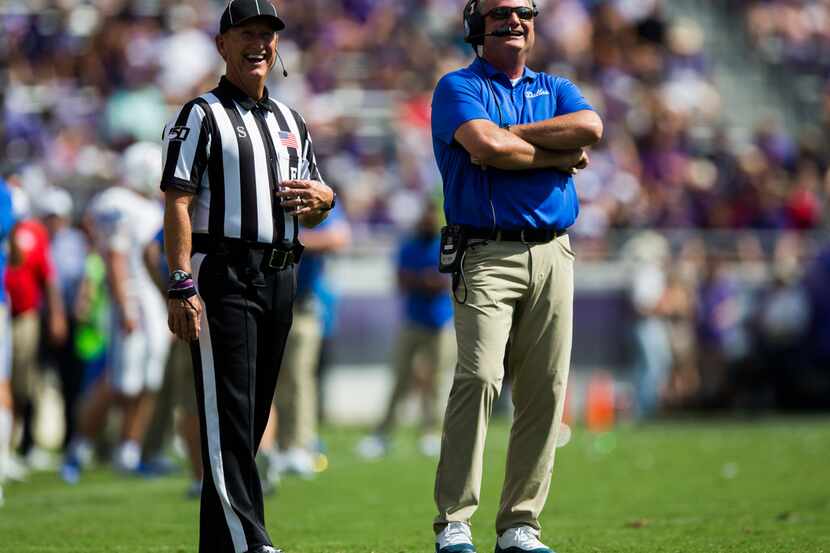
[219,0,286,34]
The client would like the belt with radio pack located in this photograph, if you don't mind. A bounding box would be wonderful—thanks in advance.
[439,224,566,303]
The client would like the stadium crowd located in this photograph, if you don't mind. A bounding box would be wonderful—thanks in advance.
[742,0,830,72]
[739,0,830,133]
[2,0,829,233]
[0,0,828,505]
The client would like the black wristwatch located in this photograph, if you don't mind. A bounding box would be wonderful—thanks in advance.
[321,189,337,212]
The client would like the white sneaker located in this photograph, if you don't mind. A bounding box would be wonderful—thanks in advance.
[5,455,29,482]
[436,521,476,552]
[281,447,315,478]
[495,526,552,553]
[113,441,141,473]
[355,434,388,460]
[25,447,55,471]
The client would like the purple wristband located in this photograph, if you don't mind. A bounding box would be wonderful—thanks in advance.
[169,278,194,290]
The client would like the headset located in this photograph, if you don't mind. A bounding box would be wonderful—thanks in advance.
[463,0,538,47]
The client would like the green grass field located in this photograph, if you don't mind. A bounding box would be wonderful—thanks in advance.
[2,418,829,553]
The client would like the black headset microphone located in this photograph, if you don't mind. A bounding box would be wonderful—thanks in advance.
[276,50,288,77]
[467,27,525,40]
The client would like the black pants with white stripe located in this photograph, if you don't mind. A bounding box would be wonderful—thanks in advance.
[191,248,295,553]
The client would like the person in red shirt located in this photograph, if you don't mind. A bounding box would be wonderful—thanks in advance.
[5,193,67,459]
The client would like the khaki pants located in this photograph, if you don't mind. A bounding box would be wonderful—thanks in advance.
[434,236,574,535]
[378,322,455,435]
[274,299,322,450]
[11,311,40,404]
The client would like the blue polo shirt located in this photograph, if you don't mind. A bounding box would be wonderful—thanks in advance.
[398,235,453,329]
[0,179,15,305]
[432,57,594,230]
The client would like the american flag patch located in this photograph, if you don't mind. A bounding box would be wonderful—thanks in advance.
[278,131,298,149]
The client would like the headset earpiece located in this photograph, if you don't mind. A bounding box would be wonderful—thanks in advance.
[463,0,485,46]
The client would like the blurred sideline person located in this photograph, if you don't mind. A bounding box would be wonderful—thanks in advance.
[312,264,341,425]
[38,187,89,450]
[622,231,673,418]
[64,142,170,479]
[269,201,350,478]
[161,2,335,551]
[357,200,454,459]
[140,229,203,497]
[696,246,746,408]
[0,177,16,506]
[72,213,111,395]
[5,186,67,464]
[430,0,602,551]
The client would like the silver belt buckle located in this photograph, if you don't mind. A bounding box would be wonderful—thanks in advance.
[268,249,292,269]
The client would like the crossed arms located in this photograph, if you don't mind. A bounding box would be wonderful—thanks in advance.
[454,110,603,172]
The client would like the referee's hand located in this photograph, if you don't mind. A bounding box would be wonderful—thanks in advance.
[168,297,202,342]
[276,180,335,216]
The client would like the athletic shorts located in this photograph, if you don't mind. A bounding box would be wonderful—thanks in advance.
[108,291,171,395]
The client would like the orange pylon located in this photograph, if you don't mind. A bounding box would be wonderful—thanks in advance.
[585,370,615,432]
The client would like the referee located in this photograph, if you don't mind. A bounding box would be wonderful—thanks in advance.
[161,2,334,552]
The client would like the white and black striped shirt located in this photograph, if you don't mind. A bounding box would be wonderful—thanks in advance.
[160,77,323,246]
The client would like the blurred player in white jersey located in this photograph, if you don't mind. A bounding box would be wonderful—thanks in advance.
[65,142,171,477]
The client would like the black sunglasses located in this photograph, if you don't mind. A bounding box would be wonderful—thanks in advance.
[484,6,535,20]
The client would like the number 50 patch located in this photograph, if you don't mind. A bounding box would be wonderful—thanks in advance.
[168,126,191,141]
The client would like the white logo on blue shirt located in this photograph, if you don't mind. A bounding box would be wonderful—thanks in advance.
[525,89,550,99]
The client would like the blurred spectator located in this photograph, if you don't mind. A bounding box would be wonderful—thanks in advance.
[622,231,673,418]
[695,246,756,409]
[38,187,88,451]
[270,203,351,478]
[72,218,110,394]
[0,177,16,505]
[662,238,702,409]
[65,142,168,479]
[139,229,202,497]
[356,199,454,458]
[5,185,67,462]
[797,239,830,409]
[749,233,811,408]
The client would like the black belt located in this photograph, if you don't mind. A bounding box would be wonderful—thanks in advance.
[463,226,566,243]
[191,234,300,270]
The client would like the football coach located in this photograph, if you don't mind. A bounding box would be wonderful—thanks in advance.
[430,0,603,552]
[160,1,335,552]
